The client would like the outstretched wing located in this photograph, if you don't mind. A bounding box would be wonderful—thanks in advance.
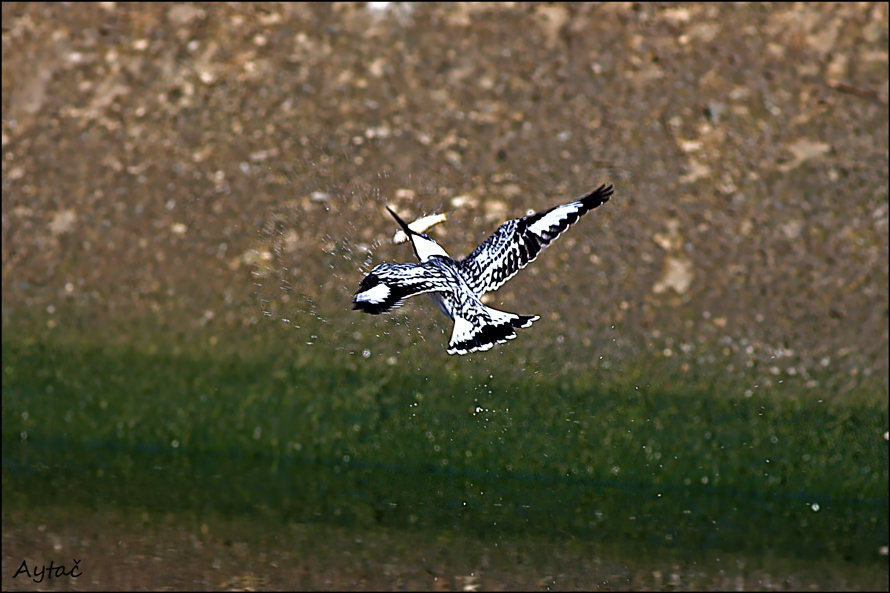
[458,184,613,295]
[353,261,452,315]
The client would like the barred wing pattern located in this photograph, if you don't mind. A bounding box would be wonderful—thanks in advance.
[458,184,613,295]
[352,261,453,315]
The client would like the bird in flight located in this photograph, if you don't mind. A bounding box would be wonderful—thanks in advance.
[353,184,613,355]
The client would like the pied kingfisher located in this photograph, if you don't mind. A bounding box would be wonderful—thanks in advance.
[353,184,613,355]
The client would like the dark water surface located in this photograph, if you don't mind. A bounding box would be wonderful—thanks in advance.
[3,337,887,589]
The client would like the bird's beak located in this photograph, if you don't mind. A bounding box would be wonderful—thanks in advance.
[386,206,414,237]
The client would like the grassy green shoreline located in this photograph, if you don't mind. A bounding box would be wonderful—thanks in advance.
[2,336,887,568]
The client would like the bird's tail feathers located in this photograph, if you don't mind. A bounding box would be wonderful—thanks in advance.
[447,305,538,355]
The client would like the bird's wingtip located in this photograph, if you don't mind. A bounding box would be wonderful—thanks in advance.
[580,183,614,207]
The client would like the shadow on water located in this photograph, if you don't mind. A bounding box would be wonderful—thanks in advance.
[5,435,887,564]
[3,337,887,571]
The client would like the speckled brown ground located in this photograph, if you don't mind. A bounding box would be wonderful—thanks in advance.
[3,3,888,374]
[4,507,888,591]
[2,3,888,590]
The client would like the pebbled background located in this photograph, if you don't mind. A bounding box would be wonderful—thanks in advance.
[2,2,887,379]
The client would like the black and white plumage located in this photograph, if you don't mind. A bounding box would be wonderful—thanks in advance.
[353,183,613,355]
